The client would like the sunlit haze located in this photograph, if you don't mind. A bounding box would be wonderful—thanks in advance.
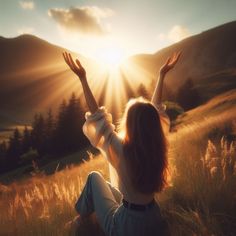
[1,0,236,58]
[95,47,125,67]
[0,0,236,114]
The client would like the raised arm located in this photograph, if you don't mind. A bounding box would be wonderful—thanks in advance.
[151,52,181,106]
[63,52,98,114]
[151,52,181,134]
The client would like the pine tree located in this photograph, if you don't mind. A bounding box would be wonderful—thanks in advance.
[6,128,22,169]
[63,93,87,152]
[53,99,68,154]
[31,113,46,155]
[53,93,89,154]
[67,93,87,151]
[46,109,54,137]
[57,99,67,131]
[0,141,7,158]
[0,141,7,172]
[22,126,31,153]
[137,83,150,99]
[45,109,55,153]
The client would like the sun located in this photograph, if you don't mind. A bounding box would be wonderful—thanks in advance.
[94,47,126,68]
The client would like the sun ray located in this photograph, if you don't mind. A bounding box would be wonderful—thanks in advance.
[3,46,156,127]
[12,70,73,113]
[37,70,79,110]
[121,60,154,90]
[3,61,66,82]
[120,68,137,100]
[96,72,110,106]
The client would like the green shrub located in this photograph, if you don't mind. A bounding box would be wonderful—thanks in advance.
[20,148,39,164]
[164,101,184,122]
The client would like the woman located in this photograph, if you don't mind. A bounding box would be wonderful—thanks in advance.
[63,51,181,236]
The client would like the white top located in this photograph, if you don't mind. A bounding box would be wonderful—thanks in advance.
[82,104,170,204]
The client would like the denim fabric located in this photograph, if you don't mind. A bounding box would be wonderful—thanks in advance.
[75,171,166,236]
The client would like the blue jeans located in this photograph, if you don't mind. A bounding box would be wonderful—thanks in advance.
[75,171,166,236]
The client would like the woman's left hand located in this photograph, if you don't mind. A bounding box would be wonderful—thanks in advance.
[63,51,87,82]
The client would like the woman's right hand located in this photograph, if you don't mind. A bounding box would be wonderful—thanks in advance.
[63,51,87,82]
[159,52,181,76]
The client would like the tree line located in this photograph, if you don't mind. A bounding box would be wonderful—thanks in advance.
[0,82,184,174]
[0,93,89,174]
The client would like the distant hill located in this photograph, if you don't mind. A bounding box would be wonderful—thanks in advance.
[0,34,66,75]
[0,34,97,127]
[0,21,236,129]
[130,21,236,109]
[175,89,236,128]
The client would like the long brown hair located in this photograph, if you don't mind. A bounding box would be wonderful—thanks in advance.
[119,97,168,194]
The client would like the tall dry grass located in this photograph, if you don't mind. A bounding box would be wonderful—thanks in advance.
[0,100,236,235]
[161,137,236,236]
[0,155,108,235]
[0,134,235,235]
[159,109,236,235]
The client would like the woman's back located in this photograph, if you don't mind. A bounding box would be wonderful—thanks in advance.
[63,51,180,236]
[82,105,163,203]
[82,99,170,204]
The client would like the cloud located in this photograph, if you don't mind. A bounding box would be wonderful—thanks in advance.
[48,6,114,35]
[19,1,34,10]
[157,25,191,43]
[167,25,190,42]
[17,27,35,35]
[157,33,166,41]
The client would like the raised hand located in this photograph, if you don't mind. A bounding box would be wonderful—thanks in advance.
[151,51,181,110]
[62,51,98,113]
[63,51,86,82]
[160,52,181,76]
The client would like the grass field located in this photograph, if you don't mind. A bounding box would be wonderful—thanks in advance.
[0,155,109,236]
[0,90,236,236]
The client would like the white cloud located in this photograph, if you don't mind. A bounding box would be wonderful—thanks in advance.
[48,6,114,36]
[157,33,166,41]
[19,1,34,10]
[167,25,190,42]
[17,27,35,35]
[157,25,191,44]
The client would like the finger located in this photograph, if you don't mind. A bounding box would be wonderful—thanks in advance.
[169,53,176,64]
[69,53,78,71]
[65,52,76,71]
[64,52,70,65]
[172,52,178,61]
[175,52,180,59]
[63,52,70,65]
[176,51,182,60]
[63,52,71,68]
[173,51,181,63]
[164,57,171,66]
[170,52,181,66]
[76,59,82,68]
[62,52,67,63]
[68,53,78,71]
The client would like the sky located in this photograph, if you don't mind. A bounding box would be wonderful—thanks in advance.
[0,0,236,62]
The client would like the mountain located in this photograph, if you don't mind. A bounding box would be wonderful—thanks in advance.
[0,34,97,127]
[130,21,236,109]
[1,21,236,129]
[0,34,64,75]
